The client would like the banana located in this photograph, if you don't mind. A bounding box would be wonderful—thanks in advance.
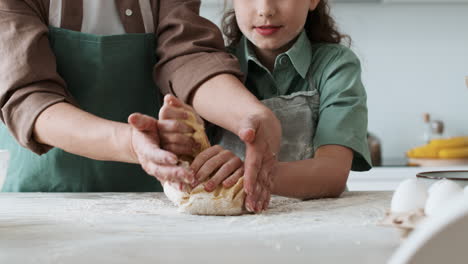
[406,145,439,159]
[406,136,468,159]
[429,136,468,148]
[439,147,468,159]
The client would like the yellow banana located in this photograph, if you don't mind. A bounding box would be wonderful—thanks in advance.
[429,136,468,148]
[407,145,439,159]
[439,147,468,159]
[407,136,468,159]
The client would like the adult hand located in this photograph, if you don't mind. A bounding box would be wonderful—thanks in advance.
[238,110,282,213]
[157,94,202,156]
[128,113,194,184]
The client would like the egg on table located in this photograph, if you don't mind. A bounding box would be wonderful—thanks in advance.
[425,179,463,216]
[391,179,428,213]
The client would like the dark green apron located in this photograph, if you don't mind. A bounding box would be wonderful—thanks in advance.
[0,27,163,192]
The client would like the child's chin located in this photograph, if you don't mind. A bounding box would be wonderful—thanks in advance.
[254,40,290,52]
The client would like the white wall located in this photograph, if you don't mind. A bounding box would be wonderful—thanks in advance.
[200,2,468,161]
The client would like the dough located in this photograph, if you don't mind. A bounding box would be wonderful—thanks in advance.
[164,177,245,216]
[163,112,246,216]
[178,112,210,163]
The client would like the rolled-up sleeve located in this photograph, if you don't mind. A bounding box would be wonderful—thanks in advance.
[312,45,372,171]
[0,0,77,154]
[154,0,243,103]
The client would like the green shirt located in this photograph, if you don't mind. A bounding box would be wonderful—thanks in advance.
[230,31,372,171]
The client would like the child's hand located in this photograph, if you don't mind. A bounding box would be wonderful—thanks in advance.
[190,145,244,192]
[238,111,281,213]
[158,94,202,156]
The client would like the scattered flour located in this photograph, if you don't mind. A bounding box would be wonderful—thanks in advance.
[0,192,391,236]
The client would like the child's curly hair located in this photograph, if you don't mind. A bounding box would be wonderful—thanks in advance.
[222,0,350,47]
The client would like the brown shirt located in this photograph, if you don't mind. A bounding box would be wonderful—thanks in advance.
[0,0,243,154]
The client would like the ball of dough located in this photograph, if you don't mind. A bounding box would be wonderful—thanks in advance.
[162,111,246,215]
[164,177,246,215]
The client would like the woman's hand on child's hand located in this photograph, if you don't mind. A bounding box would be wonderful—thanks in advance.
[128,113,195,184]
[158,94,202,156]
[238,110,282,213]
[190,145,244,192]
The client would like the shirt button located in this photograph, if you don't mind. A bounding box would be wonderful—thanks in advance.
[125,9,133,16]
[279,56,288,66]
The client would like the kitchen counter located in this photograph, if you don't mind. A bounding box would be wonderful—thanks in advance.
[0,192,399,264]
[348,165,468,191]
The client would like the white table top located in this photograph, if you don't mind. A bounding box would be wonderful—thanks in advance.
[0,192,399,264]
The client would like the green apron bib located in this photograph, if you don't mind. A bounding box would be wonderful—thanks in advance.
[0,27,163,192]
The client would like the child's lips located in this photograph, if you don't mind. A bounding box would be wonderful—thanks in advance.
[255,25,282,36]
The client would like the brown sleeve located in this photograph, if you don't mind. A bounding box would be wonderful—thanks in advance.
[0,0,78,154]
[154,0,244,103]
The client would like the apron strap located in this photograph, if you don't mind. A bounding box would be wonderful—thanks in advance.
[139,0,155,33]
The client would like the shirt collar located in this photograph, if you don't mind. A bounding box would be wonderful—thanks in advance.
[284,30,312,79]
[235,36,263,75]
[235,30,312,79]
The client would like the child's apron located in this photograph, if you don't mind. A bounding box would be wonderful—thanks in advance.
[218,68,320,162]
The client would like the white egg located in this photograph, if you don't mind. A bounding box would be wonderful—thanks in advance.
[391,179,428,213]
[425,180,463,216]
[428,179,449,194]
